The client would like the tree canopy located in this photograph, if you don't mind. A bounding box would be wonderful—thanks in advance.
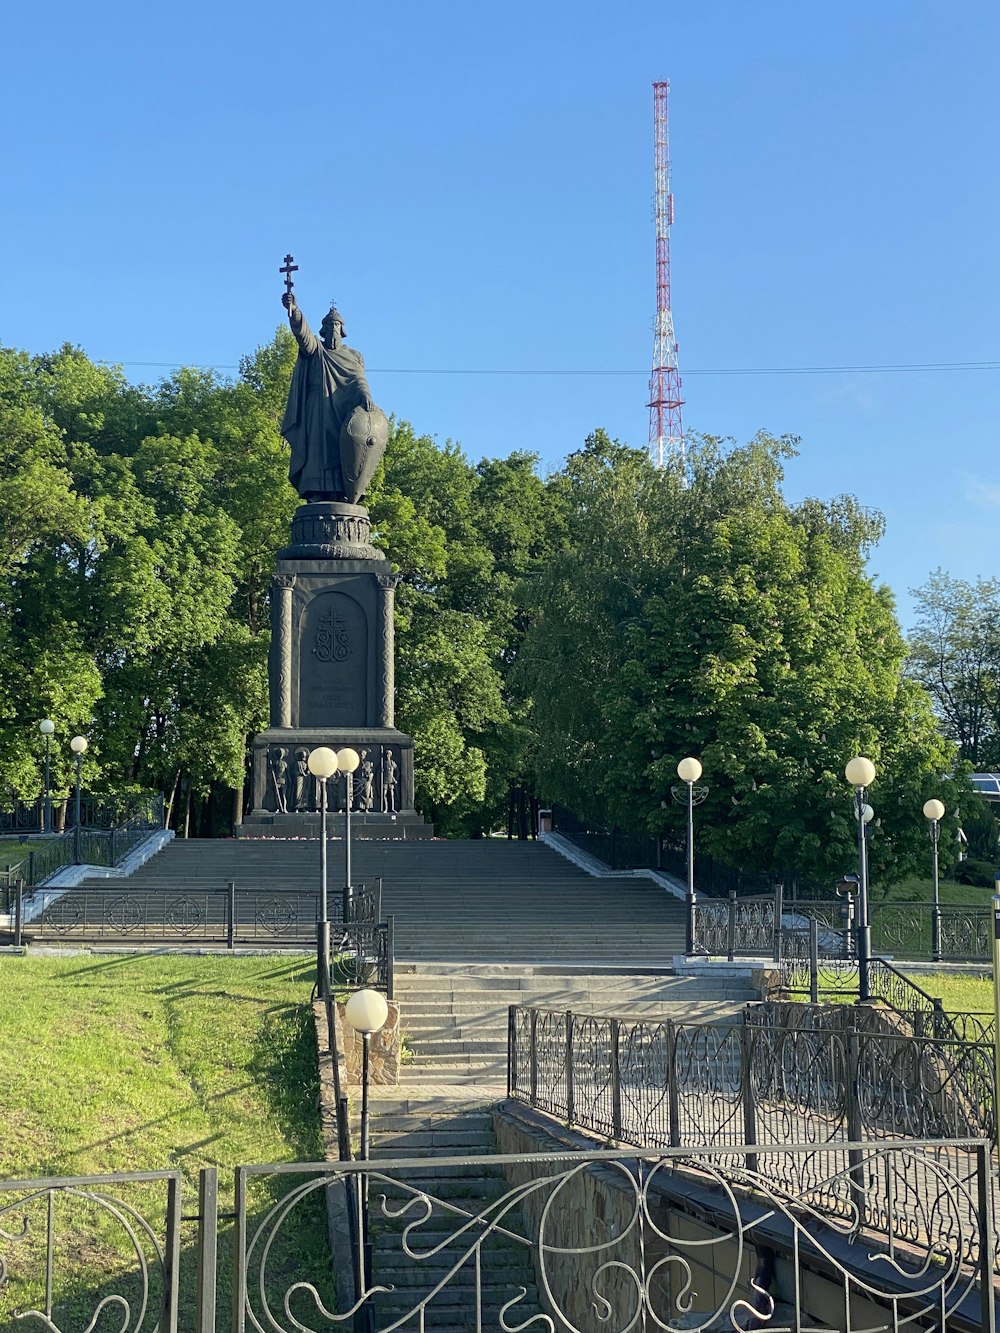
[516,431,962,884]
[0,336,962,875]
[908,570,1000,769]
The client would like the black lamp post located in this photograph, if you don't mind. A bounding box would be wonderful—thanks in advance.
[845,756,875,1002]
[677,756,703,955]
[39,720,54,834]
[338,748,361,923]
[344,987,389,1333]
[70,735,88,863]
[307,747,339,993]
[923,798,945,963]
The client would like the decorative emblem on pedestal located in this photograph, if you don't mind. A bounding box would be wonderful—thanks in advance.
[314,609,351,663]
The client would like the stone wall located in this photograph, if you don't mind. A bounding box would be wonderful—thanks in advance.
[312,998,401,1089]
[493,1103,896,1331]
[336,998,401,1087]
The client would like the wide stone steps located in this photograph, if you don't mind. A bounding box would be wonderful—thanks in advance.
[68,836,689,967]
[389,967,754,1092]
[54,834,749,1326]
[362,1104,542,1328]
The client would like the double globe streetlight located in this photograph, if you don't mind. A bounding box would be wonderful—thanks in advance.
[306,745,364,993]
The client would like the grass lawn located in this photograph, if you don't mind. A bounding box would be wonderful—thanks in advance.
[0,952,330,1330]
[919,972,995,1016]
[875,874,996,906]
[0,839,50,872]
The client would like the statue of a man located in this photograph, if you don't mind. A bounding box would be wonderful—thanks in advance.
[280,291,386,503]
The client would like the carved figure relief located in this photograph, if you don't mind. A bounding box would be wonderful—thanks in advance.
[356,749,376,812]
[383,749,399,813]
[293,748,309,812]
[268,747,288,813]
[313,607,351,663]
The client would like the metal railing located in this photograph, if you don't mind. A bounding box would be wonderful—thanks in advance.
[0,791,162,835]
[5,882,394,996]
[773,925,997,1042]
[0,794,165,892]
[695,886,1000,963]
[550,803,825,896]
[508,1002,996,1193]
[0,1145,993,1333]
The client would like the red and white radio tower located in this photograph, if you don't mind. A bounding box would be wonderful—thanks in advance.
[648,80,685,470]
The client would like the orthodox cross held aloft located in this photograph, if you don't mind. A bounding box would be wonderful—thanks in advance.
[279,253,299,296]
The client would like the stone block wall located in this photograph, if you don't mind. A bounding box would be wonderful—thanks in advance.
[335,998,401,1087]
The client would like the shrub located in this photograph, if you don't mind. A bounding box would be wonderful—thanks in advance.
[953,858,996,888]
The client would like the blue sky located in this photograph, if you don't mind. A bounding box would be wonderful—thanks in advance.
[3,1,997,625]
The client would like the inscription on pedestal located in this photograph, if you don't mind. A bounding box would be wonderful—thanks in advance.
[300,592,368,726]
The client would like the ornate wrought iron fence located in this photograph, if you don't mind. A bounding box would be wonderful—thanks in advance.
[692,887,998,964]
[0,795,165,893]
[0,791,161,835]
[774,932,996,1042]
[3,1146,993,1333]
[0,797,45,832]
[0,1168,183,1333]
[5,884,394,994]
[508,1003,997,1194]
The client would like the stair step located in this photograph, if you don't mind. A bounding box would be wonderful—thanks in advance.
[371,1130,496,1151]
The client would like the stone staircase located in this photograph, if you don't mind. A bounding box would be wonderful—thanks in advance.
[364,1105,541,1329]
[391,964,753,1092]
[77,834,754,1324]
[357,964,754,1327]
[78,837,688,966]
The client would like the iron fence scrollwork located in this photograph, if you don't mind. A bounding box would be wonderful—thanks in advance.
[510,998,1000,1275]
[1,1147,993,1333]
[7,885,395,995]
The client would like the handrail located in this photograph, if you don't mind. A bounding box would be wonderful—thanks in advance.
[0,794,165,891]
[508,1000,996,1180]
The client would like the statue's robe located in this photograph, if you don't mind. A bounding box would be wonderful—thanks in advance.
[281,309,373,500]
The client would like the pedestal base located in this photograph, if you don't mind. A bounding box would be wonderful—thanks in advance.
[239,727,430,839]
[236,810,433,839]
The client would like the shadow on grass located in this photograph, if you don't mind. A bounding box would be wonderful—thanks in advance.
[247,1006,325,1160]
[71,1086,255,1159]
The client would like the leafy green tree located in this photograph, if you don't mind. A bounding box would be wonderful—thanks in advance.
[370,424,510,832]
[0,347,102,798]
[520,431,959,884]
[908,570,1000,768]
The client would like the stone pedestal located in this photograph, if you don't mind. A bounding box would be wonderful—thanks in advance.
[239,503,430,837]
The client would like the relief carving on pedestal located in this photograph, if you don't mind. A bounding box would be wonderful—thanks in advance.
[313,608,351,663]
[268,747,289,813]
[356,749,376,812]
[293,748,310,812]
[382,748,399,813]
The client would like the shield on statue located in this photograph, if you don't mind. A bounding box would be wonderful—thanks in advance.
[339,404,389,503]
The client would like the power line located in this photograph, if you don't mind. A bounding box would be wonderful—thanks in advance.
[98,358,1000,378]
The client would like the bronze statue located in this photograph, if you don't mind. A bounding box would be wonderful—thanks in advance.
[279,256,389,504]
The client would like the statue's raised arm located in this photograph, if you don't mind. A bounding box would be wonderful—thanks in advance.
[277,263,388,504]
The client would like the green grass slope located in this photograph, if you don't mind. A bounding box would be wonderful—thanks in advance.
[0,953,331,1330]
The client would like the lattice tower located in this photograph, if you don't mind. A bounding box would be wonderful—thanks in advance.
[648,80,685,470]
